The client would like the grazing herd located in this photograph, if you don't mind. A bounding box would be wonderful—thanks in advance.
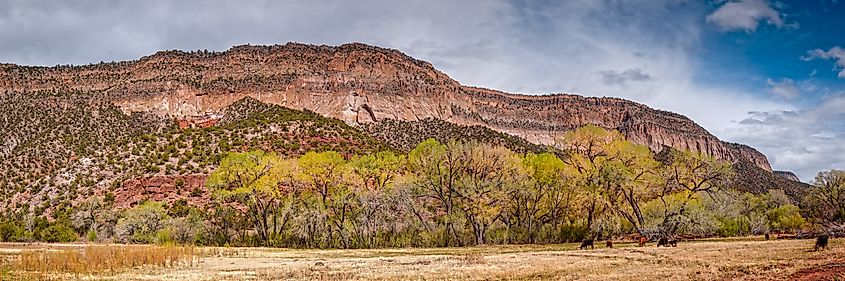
[576,233,833,251]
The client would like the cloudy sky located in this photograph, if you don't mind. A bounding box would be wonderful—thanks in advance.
[1,0,844,181]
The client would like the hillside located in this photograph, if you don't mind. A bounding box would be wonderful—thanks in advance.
[0,43,770,170]
[0,42,809,209]
[365,118,548,154]
[0,96,386,214]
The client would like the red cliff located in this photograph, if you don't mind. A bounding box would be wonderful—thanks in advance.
[0,42,772,171]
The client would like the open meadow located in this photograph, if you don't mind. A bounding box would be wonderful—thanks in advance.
[1,238,844,280]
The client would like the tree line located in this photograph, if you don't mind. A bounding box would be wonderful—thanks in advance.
[1,125,843,248]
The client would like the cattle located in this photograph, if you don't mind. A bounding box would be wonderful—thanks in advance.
[606,239,613,248]
[580,239,594,250]
[815,234,829,251]
[639,236,647,247]
[657,237,677,247]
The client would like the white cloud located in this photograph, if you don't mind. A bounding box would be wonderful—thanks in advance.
[600,68,652,87]
[725,94,845,181]
[802,46,845,78]
[389,1,789,134]
[767,78,800,99]
[706,0,783,32]
[0,0,828,177]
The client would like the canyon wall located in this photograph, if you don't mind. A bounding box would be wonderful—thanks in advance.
[0,42,772,171]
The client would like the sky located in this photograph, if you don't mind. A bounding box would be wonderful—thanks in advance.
[1,0,844,181]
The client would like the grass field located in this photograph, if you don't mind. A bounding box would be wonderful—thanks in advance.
[1,237,843,280]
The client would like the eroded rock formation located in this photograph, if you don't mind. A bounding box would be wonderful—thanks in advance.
[0,42,772,171]
[114,174,209,209]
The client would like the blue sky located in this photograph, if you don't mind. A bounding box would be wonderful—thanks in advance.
[692,0,845,182]
[698,0,845,105]
[0,0,843,181]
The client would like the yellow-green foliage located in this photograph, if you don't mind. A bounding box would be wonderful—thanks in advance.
[208,150,294,198]
[767,204,805,232]
[196,127,746,248]
[346,151,405,191]
[115,201,171,244]
[207,150,298,246]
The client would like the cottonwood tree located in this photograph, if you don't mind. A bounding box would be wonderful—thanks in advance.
[602,140,661,236]
[345,151,406,247]
[557,125,629,231]
[452,143,526,245]
[503,152,576,243]
[346,151,405,191]
[804,170,845,226]
[114,201,170,244]
[72,196,107,241]
[207,150,296,246]
[767,204,805,233]
[203,201,247,246]
[657,150,733,236]
[408,139,468,246]
[296,151,351,247]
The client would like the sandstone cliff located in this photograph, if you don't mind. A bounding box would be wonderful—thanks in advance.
[114,174,209,209]
[0,42,772,171]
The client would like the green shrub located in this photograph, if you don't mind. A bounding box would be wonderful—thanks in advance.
[115,201,171,244]
[41,224,78,243]
[768,204,805,232]
[717,218,750,237]
[168,199,190,217]
[156,228,174,245]
[86,229,98,242]
[0,221,24,242]
[541,223,589,243]
[190,187,203,197]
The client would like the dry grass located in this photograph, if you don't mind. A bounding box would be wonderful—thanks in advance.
[1,237,844,280]
[0,244,197,280]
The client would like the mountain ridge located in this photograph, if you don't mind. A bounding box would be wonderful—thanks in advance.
[0,42,796,184]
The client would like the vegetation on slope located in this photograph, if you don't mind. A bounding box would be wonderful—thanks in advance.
[0,94,385,234]
[0,92,840,250]
[365,118,548,154]
[5,125,837,249]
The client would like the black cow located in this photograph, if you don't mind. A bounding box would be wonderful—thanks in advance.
[815,234,829,251]
[580,239,594,250]
[657,237,677,247]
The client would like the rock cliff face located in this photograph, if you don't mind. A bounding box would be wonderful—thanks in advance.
[774,171,802,183]
[114,174,210,209]
[0,42,771,171]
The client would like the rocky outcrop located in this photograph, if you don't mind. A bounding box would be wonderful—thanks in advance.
[452,88,772,171]
[177,114,221,129]
[0,42,772,171]
[113,174,210,209]
[731,160,809,200]
[775,171,802,183]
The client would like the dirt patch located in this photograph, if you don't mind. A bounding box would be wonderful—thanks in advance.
[2,238,844,280]
[789,261,845,281]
